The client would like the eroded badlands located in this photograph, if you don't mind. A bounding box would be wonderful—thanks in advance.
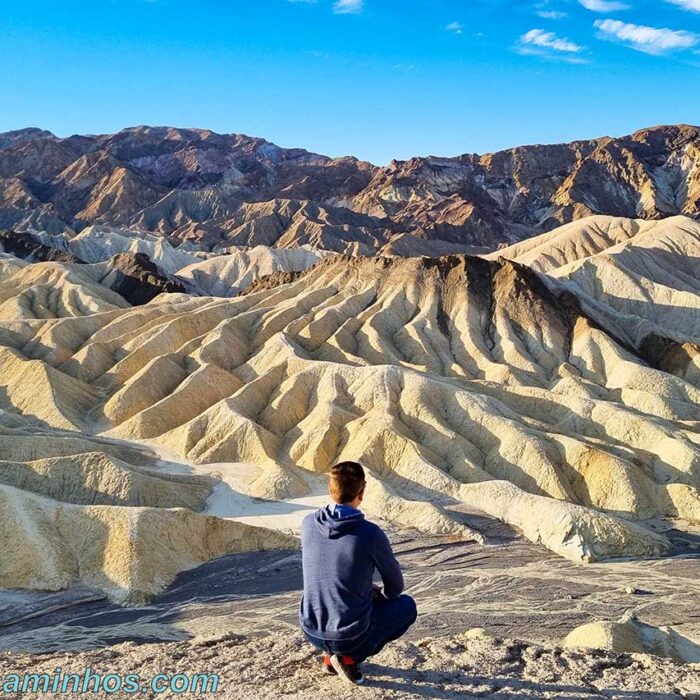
[1,215,700,603]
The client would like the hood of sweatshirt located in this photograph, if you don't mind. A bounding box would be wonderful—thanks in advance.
[314,504,365,539]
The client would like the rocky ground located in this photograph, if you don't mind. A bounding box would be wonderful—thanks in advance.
[0,625,698,699]
[1,520,699,698]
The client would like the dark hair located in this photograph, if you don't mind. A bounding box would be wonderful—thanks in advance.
[329,461,366,504]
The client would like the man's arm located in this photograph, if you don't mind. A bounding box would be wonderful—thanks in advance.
[373,528,404,599]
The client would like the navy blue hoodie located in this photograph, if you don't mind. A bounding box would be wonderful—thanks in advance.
[300,504,404,641]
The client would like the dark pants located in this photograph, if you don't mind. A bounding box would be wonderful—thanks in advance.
[304,594,417,663]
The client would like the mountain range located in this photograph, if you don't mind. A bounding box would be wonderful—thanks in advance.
[2,123,700,253]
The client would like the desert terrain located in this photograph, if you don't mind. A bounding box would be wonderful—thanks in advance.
[1,126,700,697]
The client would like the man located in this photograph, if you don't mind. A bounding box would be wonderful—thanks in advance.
[300,461,418,685]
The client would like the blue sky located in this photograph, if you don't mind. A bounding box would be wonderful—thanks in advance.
[1,0,700,164]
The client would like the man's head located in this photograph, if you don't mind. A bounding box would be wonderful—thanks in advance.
[329,461,366,507]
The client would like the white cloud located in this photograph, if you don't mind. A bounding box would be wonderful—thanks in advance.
[333,0,363,14]
[446,21,463,34]
[579,0,629,11]
[594,18,698,53]
[520,28,583,52]
[665,0,700,12]
[537,10,567,19]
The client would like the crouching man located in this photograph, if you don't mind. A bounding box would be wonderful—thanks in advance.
[300,461,418,685]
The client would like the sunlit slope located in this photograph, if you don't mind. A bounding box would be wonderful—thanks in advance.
[486,215,653,272]
[175,244,333,297]
[493,215,700,381]
[0,254,129,319]
[0,479,297,604]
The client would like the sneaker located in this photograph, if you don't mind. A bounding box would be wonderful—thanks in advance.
[329,654,364,685]
[322,654,337,676]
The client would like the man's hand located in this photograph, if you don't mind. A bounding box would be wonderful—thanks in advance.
[372,583,384,600]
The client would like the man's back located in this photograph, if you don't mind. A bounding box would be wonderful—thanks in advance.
[300,504,403,641]
[299,462,417,684]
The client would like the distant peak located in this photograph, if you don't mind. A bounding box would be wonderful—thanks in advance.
[0,127,56,149]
